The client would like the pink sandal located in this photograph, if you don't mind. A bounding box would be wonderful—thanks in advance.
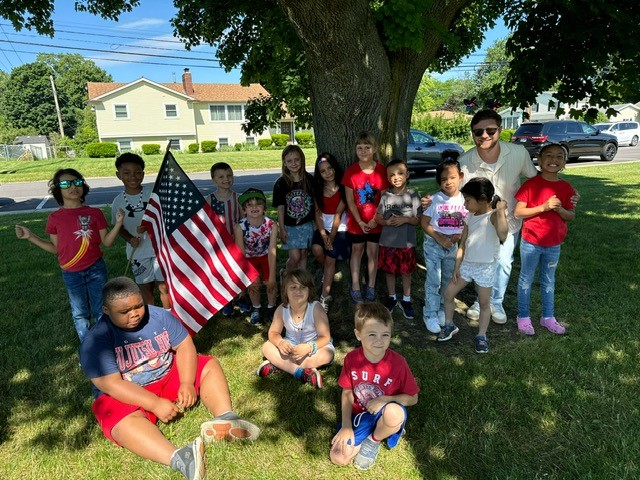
[517,317,535,335]
[540,317,566,335]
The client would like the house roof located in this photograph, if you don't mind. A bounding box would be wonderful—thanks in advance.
[15,135,50,146]
[87,78,269,102]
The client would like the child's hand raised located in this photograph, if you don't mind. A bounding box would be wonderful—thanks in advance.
[495,200,507,212]
[15,225,31,239]
[115,209,125,223]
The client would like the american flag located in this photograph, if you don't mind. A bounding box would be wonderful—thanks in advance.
[142,150,258,334]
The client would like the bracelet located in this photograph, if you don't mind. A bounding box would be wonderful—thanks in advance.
[308,340,318,356]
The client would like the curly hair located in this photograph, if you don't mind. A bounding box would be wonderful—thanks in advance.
[49,168,89,206]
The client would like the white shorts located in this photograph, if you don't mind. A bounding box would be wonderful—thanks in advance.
[131,257,164,285]
[459,260,496,288]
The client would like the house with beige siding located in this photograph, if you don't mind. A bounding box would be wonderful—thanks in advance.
[88,69,296,152]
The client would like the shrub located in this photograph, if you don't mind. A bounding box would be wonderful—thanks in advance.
[294,132,315,146]
[258,138,273,149]
[201,140,217,153]
[234,142,243,151]
[499,129,514,142]
[271,134,289,147]
[188,143,199,154]
[411,113,470,141]
[141,144,161,155]
[86,142,118,158]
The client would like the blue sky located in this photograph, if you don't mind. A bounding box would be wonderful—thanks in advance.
[0,1,507,84]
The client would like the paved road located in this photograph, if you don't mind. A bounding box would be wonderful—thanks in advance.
[1,146,639,214]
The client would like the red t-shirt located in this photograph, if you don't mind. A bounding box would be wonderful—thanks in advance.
[338,347,420,414]
[45,206,108,272]
[342,162,389,234]
[515,174,575,247]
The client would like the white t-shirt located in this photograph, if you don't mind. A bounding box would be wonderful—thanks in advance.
[111,185,155,260]
[423,190,467,235]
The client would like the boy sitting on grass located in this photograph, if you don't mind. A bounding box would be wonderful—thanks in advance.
[79,277,260,480]
[330,302,419,470]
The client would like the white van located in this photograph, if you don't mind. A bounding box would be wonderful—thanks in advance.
[593,121,640,147]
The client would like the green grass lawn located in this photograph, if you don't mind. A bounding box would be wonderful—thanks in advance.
[1,163,638,479]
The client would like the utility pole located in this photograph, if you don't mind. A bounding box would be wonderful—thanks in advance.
[49,75,64,137]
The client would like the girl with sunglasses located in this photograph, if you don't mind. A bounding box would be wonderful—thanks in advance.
[15,168,125,342]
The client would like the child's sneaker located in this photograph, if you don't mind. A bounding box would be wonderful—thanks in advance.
[257,360,281,377]
[239,296,251,313]
[491,303,507,324]
[353,436,381,470]
[437,323,459,342]
[384,296,397,313]
[319,295,331,313]
[475,335,489,353]
[265,305,276,323]
[249,307,262,326]
[424,316,441,334]
[222,302,234,316]
[200,412,261,443]
[540,316,566,334]
[301,367,323,388]
[365,285,376,301]
[466,301,480,320]
[399,300,415,319]
[349,287,363,304]
[170,437,205,480]
[517,316,535,335]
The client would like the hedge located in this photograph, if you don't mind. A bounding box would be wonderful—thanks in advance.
[294,132,315,146]
[499,129,514,142]
[201,140,217,153]
[86,142,118,158]
[271,134,289,147]
[258,138,273,149]
[141,144,161,155]
[188,143,199,154]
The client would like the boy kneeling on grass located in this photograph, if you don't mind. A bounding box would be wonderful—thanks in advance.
[330,302,419,470]
[79,277,260,480]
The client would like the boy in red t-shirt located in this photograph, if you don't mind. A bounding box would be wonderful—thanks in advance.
[330,302,419,470]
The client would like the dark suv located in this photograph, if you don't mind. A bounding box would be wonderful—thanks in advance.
[511,120,618,161]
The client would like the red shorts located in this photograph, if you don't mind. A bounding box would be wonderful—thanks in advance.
[248,255,270,281]
[378,246,417,275]
[91,354,213,444]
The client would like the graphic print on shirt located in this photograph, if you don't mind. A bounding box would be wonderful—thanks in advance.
[116,330,174,385]
[285,189,312,224]
[354,382,384,409]
[436,204,467,230]
[124,200,147,218]
[61,214,94,270]
[357,181,376,206]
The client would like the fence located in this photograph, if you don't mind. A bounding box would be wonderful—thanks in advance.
[0,144,76,160]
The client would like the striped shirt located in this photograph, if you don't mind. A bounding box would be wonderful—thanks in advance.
[205,190,241,237]
[458,141,538,234]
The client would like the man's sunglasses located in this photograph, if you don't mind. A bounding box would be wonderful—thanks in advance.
[58,178,85,189]
[472,127,499,137]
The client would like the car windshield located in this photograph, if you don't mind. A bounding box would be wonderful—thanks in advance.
[594,124,612,130]
[514,124,543,135]
[411,131,435,144]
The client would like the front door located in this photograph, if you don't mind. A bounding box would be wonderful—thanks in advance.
[280,121,294,143]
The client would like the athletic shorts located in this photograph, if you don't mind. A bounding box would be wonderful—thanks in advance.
[335,402,407,448]
[347,232,381,245]
[377,246,416,275]
[459,260,496,288]
[91,354,213,444]
[281,222,314,250]
[311,229,350,260]
[132,256,164,285]
[248,255,270,281]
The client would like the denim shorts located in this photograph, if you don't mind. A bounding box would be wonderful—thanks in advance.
[281,222,314,250]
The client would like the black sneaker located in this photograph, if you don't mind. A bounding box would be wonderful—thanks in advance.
[475,335,489,353]
[249,307,262,326]
[239,295,251,313]
[437,323,459,342]
[398,300,415,319]
[384,296,397,313]
[265,306,276,323]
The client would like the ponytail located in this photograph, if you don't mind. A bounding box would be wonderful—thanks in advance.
[490,194,502,209]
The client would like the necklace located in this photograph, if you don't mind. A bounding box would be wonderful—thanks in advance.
[123,190,145,215]
[289,303,309,346]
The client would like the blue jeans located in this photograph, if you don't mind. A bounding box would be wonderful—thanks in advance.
[491,231,518,307]
[517,239,561,318]
[423,236,457,318]
[60,258,108,341]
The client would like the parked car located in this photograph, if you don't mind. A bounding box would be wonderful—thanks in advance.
[406,129,465,173]
[593,121,640,147]
[511,120,618,161]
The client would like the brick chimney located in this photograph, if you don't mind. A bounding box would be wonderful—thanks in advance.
[182,68,194,96]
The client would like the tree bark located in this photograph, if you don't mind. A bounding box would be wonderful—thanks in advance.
[277,0,471,168]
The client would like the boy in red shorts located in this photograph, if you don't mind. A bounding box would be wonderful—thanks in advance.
[79,277,259,480]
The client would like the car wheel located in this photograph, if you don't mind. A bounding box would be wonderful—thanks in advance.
[630,135,638,147]
[600,142,617,161]
[568,156,579,162]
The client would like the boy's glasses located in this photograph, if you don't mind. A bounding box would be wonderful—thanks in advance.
[58,178,85,189]
[472,127,499,137]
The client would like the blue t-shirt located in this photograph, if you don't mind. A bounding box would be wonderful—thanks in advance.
[79,305,188,399]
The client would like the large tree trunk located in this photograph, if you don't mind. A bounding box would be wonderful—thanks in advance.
[278,0,470,169]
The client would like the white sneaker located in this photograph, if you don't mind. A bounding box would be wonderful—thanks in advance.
[466,301,480,320]
[491,304,507,324]
[437,309,446,327]
[425,317,441,334]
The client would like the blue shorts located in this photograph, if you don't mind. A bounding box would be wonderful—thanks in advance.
[281,222,314,250]
[336,402,407,448]
[312,229,350,260]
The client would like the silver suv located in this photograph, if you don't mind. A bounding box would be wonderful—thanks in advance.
[593,121,640,147]
[406,129,464,174]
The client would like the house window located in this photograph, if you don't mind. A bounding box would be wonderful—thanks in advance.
[167,138,181,151]
[114,104,129,119]
[218,137,229,148]
[228,105,243,121]
[117,140,132,152]
[165,104,178,118]
[210,105,226,121]
[245,136,255,145]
